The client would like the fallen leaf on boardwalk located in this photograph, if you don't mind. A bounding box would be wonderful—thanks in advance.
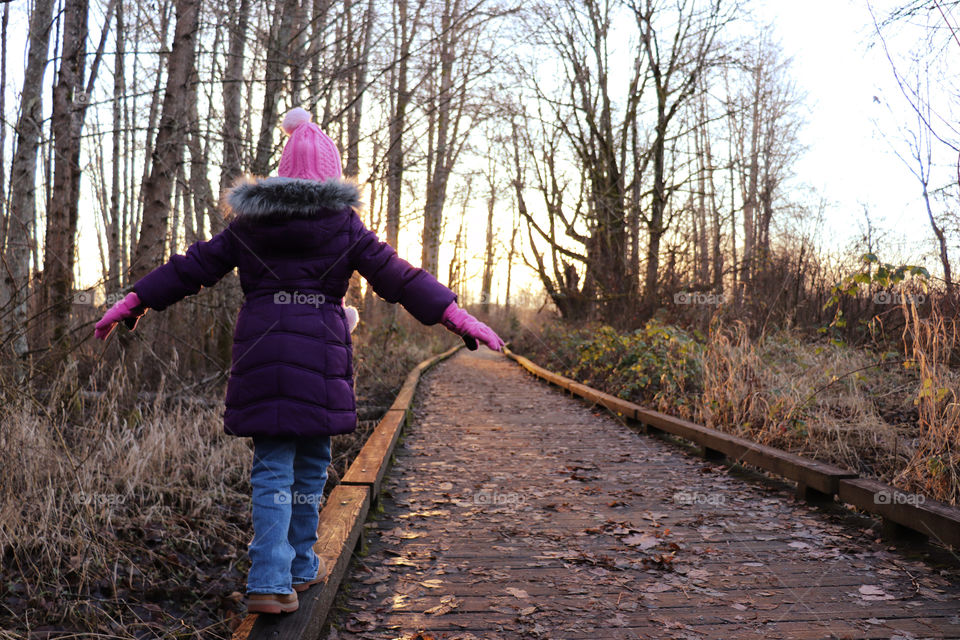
[505,587,530,598]
[381,527,423,540]
[425,595,461,615]
[360,569,390,585]
[420,579,443,589]
[345,611,377,632]
[622,533,658,550]
[384,557,418,567]
[858,585,895,600]
[398,509,449,519]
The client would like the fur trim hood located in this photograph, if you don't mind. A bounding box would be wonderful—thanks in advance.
[224,176,362,219]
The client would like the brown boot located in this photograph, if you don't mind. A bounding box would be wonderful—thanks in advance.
[245,592,298,614]
[292,557,329,593]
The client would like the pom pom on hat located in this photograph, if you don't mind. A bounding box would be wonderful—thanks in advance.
[277,107,343,181]
[282,107,312,135]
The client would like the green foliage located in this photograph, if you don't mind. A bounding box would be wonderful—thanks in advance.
[543,321,702,408]
[821,253,930,341]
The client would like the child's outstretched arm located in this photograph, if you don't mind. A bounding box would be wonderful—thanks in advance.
[95,225,238,340]
[346,212,503,351]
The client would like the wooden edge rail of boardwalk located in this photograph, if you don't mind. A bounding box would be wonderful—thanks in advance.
[231,344,462,640]
[502,346,960,551]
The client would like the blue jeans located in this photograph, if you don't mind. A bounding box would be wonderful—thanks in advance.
[247,435,332,594]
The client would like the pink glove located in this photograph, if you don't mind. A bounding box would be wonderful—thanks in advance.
[440,301,505,351]
[94,291,146,340]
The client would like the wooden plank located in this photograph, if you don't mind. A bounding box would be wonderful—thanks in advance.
[233,484,370,640]
[328,348,960,639]
[339,409,406,495]
[388,345,462,412]
[505,347,856,497]
[838,477,960,549]
[388,373,419,412]
[509,346,960,542]
[232,346,461,639]
[629,408,856,495]
[348,344,460,494]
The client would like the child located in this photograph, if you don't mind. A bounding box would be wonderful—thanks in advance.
[94,107,504,614]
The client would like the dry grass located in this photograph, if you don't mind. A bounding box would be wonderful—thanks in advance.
[0,359,253,636]
[895,298,960,503]
[696,323,916,482]
[0,306,458,637]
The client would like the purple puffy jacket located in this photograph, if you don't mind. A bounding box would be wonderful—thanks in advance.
[133,176,456,438]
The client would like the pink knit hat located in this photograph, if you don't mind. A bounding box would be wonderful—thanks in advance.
[277,108,343,181]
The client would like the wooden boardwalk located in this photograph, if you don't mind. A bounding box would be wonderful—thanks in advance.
[325,349,960,639]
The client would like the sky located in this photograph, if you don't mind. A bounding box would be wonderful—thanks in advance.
[1,0,955,302]
[749,0,956,263]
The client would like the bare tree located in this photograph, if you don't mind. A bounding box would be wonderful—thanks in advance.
[105,0,125,289]
[220,0,250,196]
[130,0,200,282]
[894,67,954,298]
[723,34,803,301]
[344,0,377,179]
[420,0,499,277]
[385,0,426,247]
[251,0,300,176]
[1,0,56,359]
[630,0,730,310]
[44,0,115,343]
[481,150,498,313]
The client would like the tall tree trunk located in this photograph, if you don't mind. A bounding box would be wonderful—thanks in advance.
[481,171,496,313]
[643,108,666,309]
[0,1,8,252]
[251,0,299,176]
[2,0,54,360]
[107,0,125,290]
[130,0,200,282]
[420,0,457,277]
[739,62,762,297]
[504,212,518,312]
[344,0,376,179]
[220,0,250,198]
[385,0,411,248]
[43,0,90,345]
[135,0,172,242]
[923,185,953,299]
